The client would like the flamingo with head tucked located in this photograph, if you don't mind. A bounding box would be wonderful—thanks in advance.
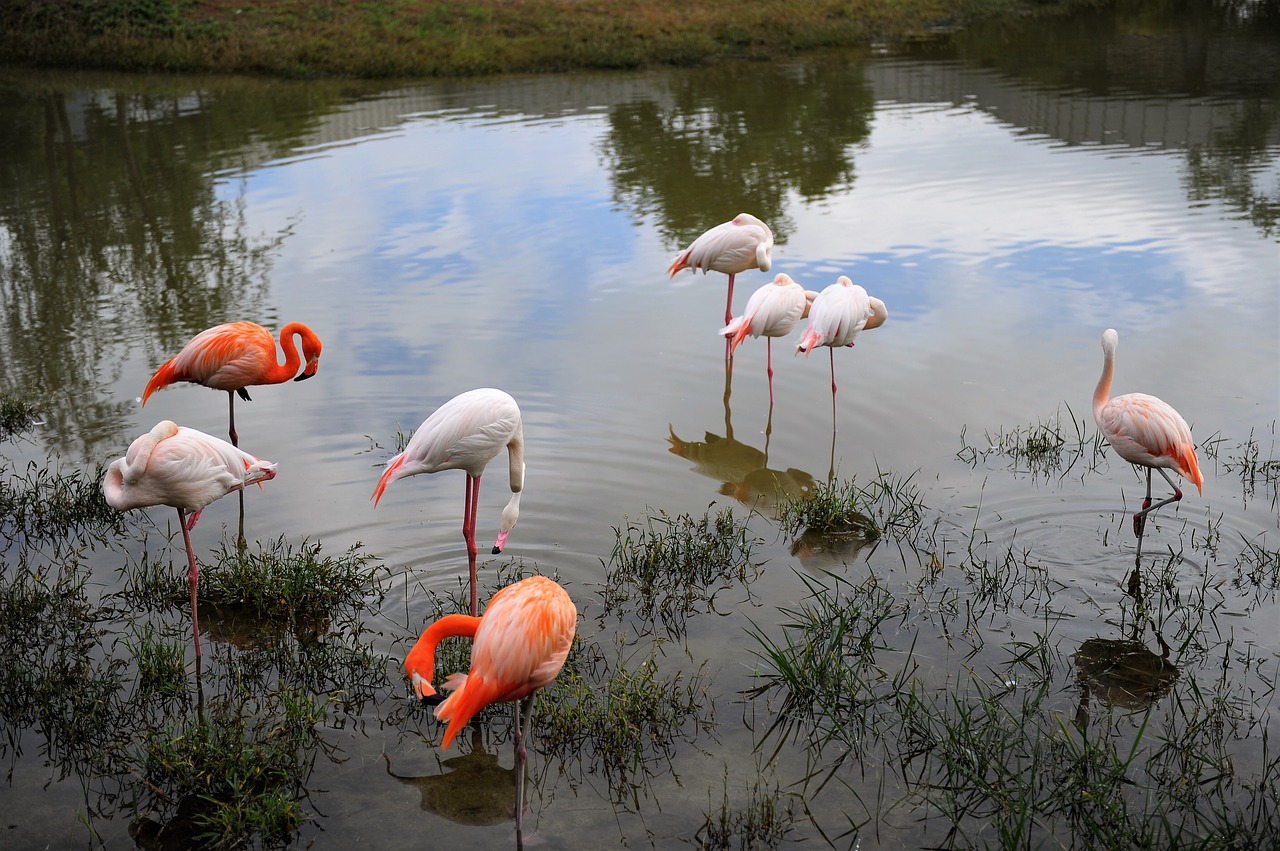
[1093,328,1202,539]
[795,276,888,425]
[103,420,277,657]
[721,273,816,404]
[373,388,525,616]
[143,321,323,447]
[669,213,774,353]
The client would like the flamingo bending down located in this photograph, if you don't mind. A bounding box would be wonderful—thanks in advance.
[668,213,774,346]
[721,273,816,405]
[143,321,323,446]
[103,420,277,657]
[1093,328,1203,538]
[795,276,888,424]
[405,575,576,839]
[372,388,525,616]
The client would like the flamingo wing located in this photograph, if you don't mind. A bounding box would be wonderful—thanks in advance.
[1098,393,1203,492]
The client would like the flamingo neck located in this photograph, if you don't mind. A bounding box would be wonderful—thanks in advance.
[404,613,480,698]
[1094,342,1115,423]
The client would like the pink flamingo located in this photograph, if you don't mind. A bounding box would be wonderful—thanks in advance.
[1093,328,1203,538]
[721,273,816,404]
[668,213,774,353]
[103,420,277,657]
[795,276,888,425]
[405,575,576,841]
[372,388,524,616]
[143,321,323,446]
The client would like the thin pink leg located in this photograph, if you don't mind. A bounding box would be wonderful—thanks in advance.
[766,338,775,406]
[830,348,838,430]
[724,274,736,359]
[464,475,481,616]
[178,508,202,658]
[227,391,239,447]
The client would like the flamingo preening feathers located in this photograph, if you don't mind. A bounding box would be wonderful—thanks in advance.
[103,420,277,657]
[668,213,775,351]
[142,321,323,446]
[372,388,525,617]
[404,575,576,840]
[1093,328,1203,539]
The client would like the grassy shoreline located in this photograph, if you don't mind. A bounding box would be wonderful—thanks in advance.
[0,0,1086,79]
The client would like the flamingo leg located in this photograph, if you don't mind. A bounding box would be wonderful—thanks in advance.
[724,273,736,359]
[177,508,202,659]
[464,475,481,616]
[766,338,776,406]
[513,692,537,845]
[829,348,838,430]
[1133,467,1183,538]
[226,390,239,447]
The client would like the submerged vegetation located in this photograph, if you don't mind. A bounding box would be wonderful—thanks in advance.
[0,0,1090,78]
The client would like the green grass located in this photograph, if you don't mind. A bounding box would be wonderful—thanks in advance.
[0,0,1086,78]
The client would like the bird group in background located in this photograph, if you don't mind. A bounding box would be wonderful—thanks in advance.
[372,388,526,617]
[143,320,323,447]
[103,420,277,658]
[102,210,1207,841]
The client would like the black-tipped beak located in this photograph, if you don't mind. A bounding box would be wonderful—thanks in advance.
[418,693,445,708]
[491,544,502,555]
[293,372,314,382]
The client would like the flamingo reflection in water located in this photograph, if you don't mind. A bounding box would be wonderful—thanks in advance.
[403,576,576,846]
[103,420,277,660]
[796,276,888,429]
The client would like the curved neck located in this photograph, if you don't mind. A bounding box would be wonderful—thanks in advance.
[269,323,306,381]
[404,613,481,695]
[1094,344,1115,421]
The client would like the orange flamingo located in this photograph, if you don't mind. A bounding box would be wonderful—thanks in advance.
[103,420,277,658]
[1093,328,1203,538]
[404,575,576,839]
[795,276,888,426]
[143,321,323,446]
[721,273,816,404]
[372,388,524,616]
[669,213,774,353]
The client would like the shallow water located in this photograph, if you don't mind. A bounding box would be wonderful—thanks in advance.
[1,1,1279,848]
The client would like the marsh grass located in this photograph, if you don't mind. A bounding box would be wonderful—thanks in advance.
[956,404,1104,480]
[0,0,1049,78]
[138,682,327,849]
[1201,423,1280,508]
[0,394,41,441]
[601,506,763,638]
[778,469,925,550]
[696,767,801,850]
[538,632,715,799]
[0,460,122,545]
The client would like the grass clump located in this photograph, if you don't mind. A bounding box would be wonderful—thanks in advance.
[0,394,42,441]
[0,461,122,546]
[601,506,762,638]
[956,404,1101,479]
[697,768,801,850]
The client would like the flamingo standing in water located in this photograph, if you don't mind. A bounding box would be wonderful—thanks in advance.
[721,273,817,405]
[405,575,576,842]
[795,276,888,426]
[668,213,774,354]
[103,420,277,658]
[1093,328,1203,539]
[372,388,525,616]
[143,321,323,447]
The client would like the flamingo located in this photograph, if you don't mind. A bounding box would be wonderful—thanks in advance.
[1093,328,1203,539]
[721,273,817,405]
[372,388,525,617]
[668,213,774,353]
[103,420,277,658]
[404,575,576,842]
[143,321,323,447]
[795,276,888,426]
